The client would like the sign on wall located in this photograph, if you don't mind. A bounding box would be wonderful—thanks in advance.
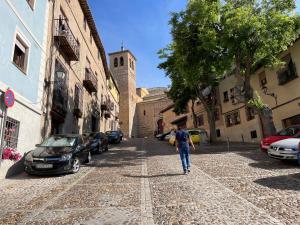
[4,89,15,108]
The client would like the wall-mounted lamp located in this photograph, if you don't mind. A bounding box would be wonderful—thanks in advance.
[262,85,277,105]
[44,69,66,87]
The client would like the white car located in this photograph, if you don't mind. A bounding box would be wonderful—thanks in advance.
[268,135,300,160]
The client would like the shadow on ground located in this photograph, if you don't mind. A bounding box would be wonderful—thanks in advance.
[254,173,300,191]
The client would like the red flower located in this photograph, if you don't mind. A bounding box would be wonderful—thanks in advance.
[2,148,22,161]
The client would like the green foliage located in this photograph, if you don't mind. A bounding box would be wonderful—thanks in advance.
[247,91,266,110]
[221,0,299,76]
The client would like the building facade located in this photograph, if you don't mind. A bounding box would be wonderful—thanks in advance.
[160,39,300,143]
[0,0,49,178]
[109,50,137,137]
[136,88,172,138]
[41,0,118,138]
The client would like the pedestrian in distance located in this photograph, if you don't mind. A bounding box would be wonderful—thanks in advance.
[175,124,195,175]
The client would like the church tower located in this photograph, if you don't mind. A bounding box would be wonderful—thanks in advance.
[109,48,137,138]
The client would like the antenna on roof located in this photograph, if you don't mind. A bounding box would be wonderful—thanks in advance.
[121,41,124,51]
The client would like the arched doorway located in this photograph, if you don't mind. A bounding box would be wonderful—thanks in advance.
[157,119,164,135]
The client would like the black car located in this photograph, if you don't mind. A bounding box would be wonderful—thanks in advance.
[105,131,121,144]
[24,134,91,175]
[87,132,109,154]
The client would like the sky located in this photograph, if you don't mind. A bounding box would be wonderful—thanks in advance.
[88,0,300,89]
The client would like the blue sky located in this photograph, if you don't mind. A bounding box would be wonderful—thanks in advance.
[89,0,300,88]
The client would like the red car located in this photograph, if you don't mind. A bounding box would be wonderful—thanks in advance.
[260,125,300,152]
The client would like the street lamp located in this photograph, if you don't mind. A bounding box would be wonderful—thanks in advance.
[44,69,66,87]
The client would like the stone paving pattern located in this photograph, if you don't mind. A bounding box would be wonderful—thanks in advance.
[0,139,299,224]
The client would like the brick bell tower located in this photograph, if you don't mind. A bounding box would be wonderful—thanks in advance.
[109,46,137,138]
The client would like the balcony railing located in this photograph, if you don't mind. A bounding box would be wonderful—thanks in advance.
[54,19,80,61]
[74,84,83,118]
[83,68,98,93]
[52,84,68,116]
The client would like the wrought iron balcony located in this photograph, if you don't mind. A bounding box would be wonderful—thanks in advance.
[83,68,98,93]
[73,84,83,118]
[54,19,80,61]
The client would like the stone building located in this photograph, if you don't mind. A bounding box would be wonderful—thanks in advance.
[136,88,172,138]
[0,0,49,178]
[161,38,300,143]
[41,0,119,138]
[109,49,137,137]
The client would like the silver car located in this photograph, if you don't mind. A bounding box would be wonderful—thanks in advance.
[268,135,300,160]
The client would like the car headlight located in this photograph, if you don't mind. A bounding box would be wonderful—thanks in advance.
[60,153,72,161]
[25,152,33,162]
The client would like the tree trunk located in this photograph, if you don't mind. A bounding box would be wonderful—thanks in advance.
[196,86,217,143]
[241,55,277,137]
[207,109,217,143]
[257,107,277,137]
[191,99,197,128]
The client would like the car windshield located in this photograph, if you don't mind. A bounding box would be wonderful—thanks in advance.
[277,127,300,136]
[40,136,76,147]
[106,131,118,135]
[188,131,200,135]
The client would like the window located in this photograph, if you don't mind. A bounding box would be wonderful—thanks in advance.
[259,71,267,88]
[223,91,229,102]
[26,0,35,10]
[225,110,241,127]
[216,129,221,137]
[144,110,146,116]
[197,115,204,126]
[114,57,118,67]
[3,117,20,149]
[120,57,124,66]
[246,107,255,121]
[278,54,298,85]
[250,130,257,139]
[83,17,87,30]
[129,59,132,68]
[230,88,237,104]
[132,61,135,70]
[13,35,29,73]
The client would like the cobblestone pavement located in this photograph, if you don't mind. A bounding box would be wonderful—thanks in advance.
[0,139,299,225]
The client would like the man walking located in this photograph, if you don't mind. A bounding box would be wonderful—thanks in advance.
[175,124,195,175]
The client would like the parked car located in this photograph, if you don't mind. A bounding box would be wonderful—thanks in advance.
[268,134,300,160]
[118,130,123,141]
[105,131,121,144]
[260,125,300,152]
[24,134,91,175]
[87,132,108,154]
[169,129,206,146]
[156,131,171,141]
[164,130,176,141]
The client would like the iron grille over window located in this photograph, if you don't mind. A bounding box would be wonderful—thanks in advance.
[3,117,20,149]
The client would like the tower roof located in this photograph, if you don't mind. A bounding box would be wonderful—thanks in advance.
[109,50,137,61]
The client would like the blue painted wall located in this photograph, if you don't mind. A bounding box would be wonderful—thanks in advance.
[0,0,48,102]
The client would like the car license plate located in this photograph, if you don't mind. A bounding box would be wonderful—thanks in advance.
[35,164,53,169]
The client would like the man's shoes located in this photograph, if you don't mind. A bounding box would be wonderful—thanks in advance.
[184,170,188,175]
[187,168,190,173]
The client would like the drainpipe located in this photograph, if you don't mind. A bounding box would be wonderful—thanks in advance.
[42,0,56,139]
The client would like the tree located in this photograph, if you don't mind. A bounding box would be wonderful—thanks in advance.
[221,0,300,137]
[158,0,229,142]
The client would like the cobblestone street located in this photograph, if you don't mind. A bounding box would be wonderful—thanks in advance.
[0,139,300,225]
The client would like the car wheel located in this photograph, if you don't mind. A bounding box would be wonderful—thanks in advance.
[72,158,80,173]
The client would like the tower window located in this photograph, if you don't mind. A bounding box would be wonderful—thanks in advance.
[114,57,118,67]
[144,110,146,116]
[132,61,134,70]
[120,57,124,66]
